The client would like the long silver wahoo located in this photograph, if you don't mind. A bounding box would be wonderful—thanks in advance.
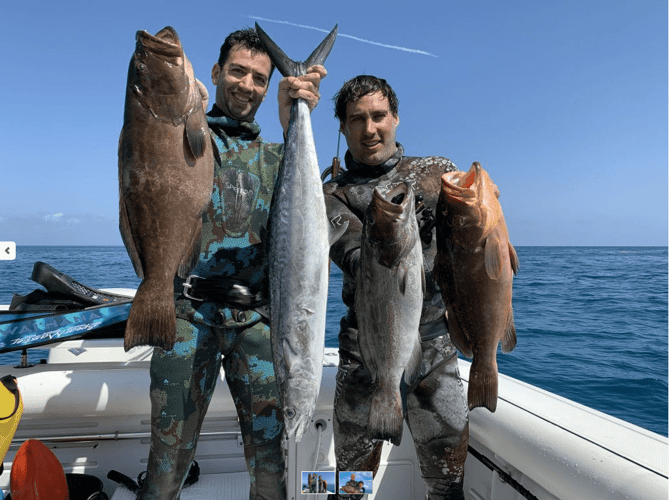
[256,23,343,442]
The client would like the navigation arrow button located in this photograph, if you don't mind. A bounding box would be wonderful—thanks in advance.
[0,242,16,260]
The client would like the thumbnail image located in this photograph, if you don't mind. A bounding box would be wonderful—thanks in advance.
[338,471,373,495]
[301,470,336,494]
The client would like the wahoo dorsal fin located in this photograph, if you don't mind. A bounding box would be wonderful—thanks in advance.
[255,22,338,77]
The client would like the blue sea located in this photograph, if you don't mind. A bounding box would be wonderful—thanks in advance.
[1,246,667,437]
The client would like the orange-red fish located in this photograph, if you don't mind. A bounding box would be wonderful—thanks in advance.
[434,162,519,412]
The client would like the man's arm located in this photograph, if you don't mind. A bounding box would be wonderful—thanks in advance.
[277,65,327,134]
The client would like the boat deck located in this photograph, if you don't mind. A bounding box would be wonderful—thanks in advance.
[110,472,251,499]
[0,288,666,500]
[0,339,665,499]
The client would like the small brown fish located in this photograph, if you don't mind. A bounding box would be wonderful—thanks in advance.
[119,26,213,351]
[434,162,519,412]
[340,484,363,494]
[356,182,425,445]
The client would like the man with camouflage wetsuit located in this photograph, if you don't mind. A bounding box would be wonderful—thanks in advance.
[137,28,325,500]
[324,75,469,500]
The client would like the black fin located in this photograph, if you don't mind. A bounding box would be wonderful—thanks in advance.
[255,22,338,77]
[177,221,202,278]
[119,196,144,280]
[185,111,207,159]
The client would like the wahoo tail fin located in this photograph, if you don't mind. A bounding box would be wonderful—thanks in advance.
[255,22,338,77]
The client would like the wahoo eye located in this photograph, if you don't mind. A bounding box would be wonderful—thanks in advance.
[285,408,296,419]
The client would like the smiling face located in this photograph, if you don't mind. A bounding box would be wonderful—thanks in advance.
[211,45,271,122]
[340,91,400,166]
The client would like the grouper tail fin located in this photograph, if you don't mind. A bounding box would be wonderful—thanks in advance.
[255,22,338,77]
[124,279,176,352]
[369,384,404,446]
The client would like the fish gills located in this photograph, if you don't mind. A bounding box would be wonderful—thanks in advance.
[434,162,519,412]
[356,183,424,446]
[256,23,341,442]
[119,26,214,352]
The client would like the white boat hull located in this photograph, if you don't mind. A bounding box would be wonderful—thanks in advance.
[0,290,666,500]
[0,339,665,500]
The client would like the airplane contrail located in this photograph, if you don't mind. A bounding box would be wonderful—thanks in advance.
[248,16,438,58]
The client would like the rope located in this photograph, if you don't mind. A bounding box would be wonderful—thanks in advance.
[312,422,325,471]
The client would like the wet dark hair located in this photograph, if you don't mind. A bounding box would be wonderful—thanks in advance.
[333,75,399,122]
[217,27,275,79]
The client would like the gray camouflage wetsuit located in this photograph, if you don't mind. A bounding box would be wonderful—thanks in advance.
[138,106,287,500]
[323,144,469,500]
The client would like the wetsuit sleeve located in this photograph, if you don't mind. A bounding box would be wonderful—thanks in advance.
[323,182,363,277]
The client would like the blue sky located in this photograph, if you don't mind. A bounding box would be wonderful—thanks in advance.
[0,0,666,246]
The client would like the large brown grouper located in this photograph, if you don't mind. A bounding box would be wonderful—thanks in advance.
[119,26,213,352]
[356,182,425,446]
[434,162,519,412]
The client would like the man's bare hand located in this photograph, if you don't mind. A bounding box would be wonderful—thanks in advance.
[278,65,327,134]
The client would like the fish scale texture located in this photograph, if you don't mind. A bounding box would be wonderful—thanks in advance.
[269,100,330,441]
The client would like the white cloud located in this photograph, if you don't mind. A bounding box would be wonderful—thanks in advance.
[43,212,65,222]
[3,213,122,245]
[41,213,81,225]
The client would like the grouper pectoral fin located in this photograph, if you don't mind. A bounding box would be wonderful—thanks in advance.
[118,127,144,280]
[255,22,338,77]
[484,233,504,280]
[508,241,520,275]
[176,220,203,279]
[118,196,144,280]
[403,330,423,389]
[446,306,473,358]
[501,308,517,353]
[184,111,207,159]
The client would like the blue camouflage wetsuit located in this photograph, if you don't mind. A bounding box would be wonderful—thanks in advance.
[138,105,286,500]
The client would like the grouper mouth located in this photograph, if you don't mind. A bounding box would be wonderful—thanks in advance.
[441,163,481,202]
[135,26,183,61]
[367,184,416,267]
[372,183,412,216]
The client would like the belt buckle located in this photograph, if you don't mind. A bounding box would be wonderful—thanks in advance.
[183,275,204,301]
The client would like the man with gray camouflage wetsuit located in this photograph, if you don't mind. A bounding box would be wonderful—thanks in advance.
[323,75,469,500]
[137,28,326,500]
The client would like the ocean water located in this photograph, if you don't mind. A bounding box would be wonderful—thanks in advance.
[1,246,667,436]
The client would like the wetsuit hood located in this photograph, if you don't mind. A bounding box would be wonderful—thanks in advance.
[207,104,261,141]
[344,143,404,178]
